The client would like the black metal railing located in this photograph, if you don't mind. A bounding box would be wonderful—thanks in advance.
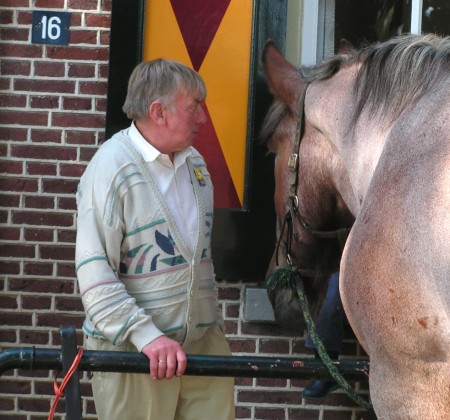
[0,326,370,420]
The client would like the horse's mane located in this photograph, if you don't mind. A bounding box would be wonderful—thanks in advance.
[302,33,450,123]
[259,102,288,144]
[261,34,450,142]
[354,34,450,122]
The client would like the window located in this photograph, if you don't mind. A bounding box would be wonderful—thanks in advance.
[421,0,450,35]
[294,0,449,65]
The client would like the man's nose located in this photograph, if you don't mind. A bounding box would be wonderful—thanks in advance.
[197,104,207,124]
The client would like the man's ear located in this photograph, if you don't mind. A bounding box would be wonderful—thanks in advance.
[149,101,166,125]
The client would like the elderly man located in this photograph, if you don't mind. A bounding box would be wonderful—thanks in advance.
[76,59,234,420]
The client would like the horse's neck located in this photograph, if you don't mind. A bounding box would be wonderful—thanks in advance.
[341,115,392,215]
[307,65,381,216]
[340,83,450,216]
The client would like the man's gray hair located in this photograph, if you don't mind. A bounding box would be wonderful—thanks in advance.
[122,58,206,120]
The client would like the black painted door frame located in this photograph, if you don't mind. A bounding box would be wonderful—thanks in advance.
[105,0,288,281]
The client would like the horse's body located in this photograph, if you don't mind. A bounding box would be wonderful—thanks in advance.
[262,34,450,419]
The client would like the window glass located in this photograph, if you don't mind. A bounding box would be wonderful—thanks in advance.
[334,0,411,50]
[422,0,450,35]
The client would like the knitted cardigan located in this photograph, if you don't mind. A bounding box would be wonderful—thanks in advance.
[75,129,221,352]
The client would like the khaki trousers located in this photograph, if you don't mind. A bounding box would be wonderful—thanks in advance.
[86,326,235,420]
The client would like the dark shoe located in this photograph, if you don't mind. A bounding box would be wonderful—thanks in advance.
[302,379,339,399]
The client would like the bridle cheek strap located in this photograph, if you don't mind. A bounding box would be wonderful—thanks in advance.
[288,84,309,202]
[280,82,351,263]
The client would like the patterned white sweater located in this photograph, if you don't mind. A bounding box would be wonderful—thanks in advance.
[75,130,221,352]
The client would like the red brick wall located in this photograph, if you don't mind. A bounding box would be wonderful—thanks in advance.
[0,1,372,419]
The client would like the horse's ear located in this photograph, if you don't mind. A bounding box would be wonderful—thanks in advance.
[338,38,354,54]
[262,40,303,112]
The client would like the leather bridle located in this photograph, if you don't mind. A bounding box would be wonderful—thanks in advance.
[275,83,351,270]
[268,82,372,412]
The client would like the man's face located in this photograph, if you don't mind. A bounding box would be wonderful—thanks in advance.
[164,90,207,152]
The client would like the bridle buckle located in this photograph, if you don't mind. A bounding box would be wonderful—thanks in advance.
[288,153,298,172]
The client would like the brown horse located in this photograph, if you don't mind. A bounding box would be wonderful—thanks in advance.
[262,34,450,419]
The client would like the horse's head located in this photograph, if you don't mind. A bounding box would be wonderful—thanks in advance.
[261,42,355,331]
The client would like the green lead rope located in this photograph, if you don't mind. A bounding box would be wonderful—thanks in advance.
[268,267,374,411]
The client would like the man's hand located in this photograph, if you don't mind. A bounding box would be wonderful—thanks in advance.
[141,336,187,380]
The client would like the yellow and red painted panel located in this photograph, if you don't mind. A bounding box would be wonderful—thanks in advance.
[143,0,253,209]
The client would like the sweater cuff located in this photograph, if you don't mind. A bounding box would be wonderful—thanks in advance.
[129,320,165,352]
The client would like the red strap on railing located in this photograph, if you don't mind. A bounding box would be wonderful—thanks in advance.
[48,347,84,420]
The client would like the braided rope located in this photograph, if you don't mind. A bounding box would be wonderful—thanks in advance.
[268,267,373,411]
[296,277,373,410]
